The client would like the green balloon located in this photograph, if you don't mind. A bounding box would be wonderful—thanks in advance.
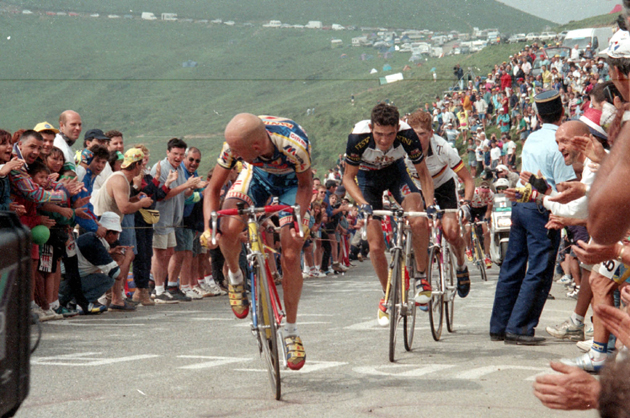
[31,225,50,245]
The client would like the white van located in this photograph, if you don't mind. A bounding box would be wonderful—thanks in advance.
[562,27,614,54]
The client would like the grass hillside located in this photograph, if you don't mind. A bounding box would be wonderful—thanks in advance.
[4,0,553,33]
[0,12,523,173]
[556,12,621,31]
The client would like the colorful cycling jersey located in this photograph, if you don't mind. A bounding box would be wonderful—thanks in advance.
[345,120,424,171]
[217,116,311,176]
[405,134,464,189]
[471,187,494,208]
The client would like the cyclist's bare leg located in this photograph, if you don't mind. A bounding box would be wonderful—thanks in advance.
[366,218,388,290]
[218,198,248,280]
[401,193,429,273]
[442,213,466,266]
[279,225,305,323]
[464,222,472,249]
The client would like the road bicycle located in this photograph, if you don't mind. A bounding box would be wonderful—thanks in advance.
[365,208,424,362]
[210,202,303,400]
[461,214,488,283]
[426,208,459,341]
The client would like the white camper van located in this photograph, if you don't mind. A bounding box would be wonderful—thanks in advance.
[562,27,614,54]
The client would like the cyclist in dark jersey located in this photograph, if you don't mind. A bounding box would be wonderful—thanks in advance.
[342,103,435,326]
[203,113,312,371]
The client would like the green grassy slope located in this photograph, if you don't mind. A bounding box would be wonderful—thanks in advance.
[0,13,523,173]
[555,12,621,31]
[5,0,553,33]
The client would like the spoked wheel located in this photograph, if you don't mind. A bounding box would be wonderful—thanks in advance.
[388,257,402,362]
[473,236,488,282]
[428,247,444,341]
[444,249,456,333]
[403,253,417,351]
[257,265,281,400]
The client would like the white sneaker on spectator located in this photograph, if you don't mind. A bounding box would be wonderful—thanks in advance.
[43,308,64,321]
[577,338,593,352]
[32,305,54,322]
[192,286,213,298]
[183,288,203,300]
[208,282,227,296]
[557,275,572,285]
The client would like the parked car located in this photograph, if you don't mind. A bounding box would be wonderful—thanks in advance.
[509,33,526,43]
[539,32,558,42]
[526,32,539,42]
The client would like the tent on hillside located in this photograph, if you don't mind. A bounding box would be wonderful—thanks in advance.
[370,68,378,74]
[383,64,392,71]
[610,4,623,13]
[182,60,198,68]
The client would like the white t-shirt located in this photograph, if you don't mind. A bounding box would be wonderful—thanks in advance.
[475,144,485,162]
[490,147,502,161]
[505,140,517,155]
[53,134,76,171]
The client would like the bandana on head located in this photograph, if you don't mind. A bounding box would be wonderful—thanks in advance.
[81,148,94,166]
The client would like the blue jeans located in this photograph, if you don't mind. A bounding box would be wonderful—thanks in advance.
[489,202,560,336]
[60,272,114,304]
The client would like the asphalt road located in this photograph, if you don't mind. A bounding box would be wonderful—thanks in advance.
[16,260,597,418]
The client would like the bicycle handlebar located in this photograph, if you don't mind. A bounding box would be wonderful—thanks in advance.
[211,204,302,245]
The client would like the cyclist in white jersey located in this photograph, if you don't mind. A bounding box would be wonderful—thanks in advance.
[404,110,475,297]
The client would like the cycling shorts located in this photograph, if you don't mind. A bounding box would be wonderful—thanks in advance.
[434,177,459,210]
[226,164,298,228]
[356,159,422,210]
[470,206,488,222]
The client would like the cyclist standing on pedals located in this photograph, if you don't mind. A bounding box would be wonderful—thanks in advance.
[202,114,312,371]
[404,110,475,298]
[342,103,435,326]
[465,181,494,269]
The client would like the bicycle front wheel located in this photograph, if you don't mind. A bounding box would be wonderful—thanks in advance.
[388,254,402,362]
[444,248,456,333]
[403,252,417,351]
[257,262,281,400]
[428,246,444,341]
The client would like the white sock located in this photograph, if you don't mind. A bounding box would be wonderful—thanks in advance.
[181,284,191,291]
[590,348,607,361]
[198,277,207,286]
[155,285,165,296]
[228,269,244,285]
[167,281,178,288]
[50,300,60,310]
[285,322,298,337]
[570,312,584,326]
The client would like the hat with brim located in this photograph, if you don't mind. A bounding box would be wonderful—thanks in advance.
[495,164,509,172]
[33,121,59,134]
[84,128,109,141]
[599,30,630,58]
[120,148,144,169]
[99,211,122,232]
[534,89,562,115]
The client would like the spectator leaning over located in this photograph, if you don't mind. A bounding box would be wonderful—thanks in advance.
[489,90,576,345]
[92,148,154,303]
[74,145,109,237]
[150,138,201,303]
[61,211,135,313]
[53,110,82,172]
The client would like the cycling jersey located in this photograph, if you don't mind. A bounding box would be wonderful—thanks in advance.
[217,116,311,176]
[345,120,424,171]
[405,134,464,189]
[471,187,494,208]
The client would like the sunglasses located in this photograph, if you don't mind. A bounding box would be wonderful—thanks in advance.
[188,157,201,163]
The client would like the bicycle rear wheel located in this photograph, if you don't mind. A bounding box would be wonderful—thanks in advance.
[388,254,402,362]
[256,261,281,400]
[428,247,444,341]
[473,232,487,282]
[403,252,417,351]
[444,248,456,333]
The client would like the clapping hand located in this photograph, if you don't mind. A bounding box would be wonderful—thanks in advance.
[0,157,25,176]
[572,134,606,164]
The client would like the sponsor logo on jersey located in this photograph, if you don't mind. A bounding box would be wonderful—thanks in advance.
[265,121,294,128]
[401,184,411,196]
[355,136,370,150]
[283,145,304,164]
[399,135,412,146]
[289,132,308,149]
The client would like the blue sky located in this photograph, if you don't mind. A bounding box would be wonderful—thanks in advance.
[497,0,620,24]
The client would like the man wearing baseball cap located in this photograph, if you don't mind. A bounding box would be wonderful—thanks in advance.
[61,211,136,312]
[34,121,59,160]
[82,129,110,149]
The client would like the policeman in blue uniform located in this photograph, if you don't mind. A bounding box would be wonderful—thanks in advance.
[489,90,576,345]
